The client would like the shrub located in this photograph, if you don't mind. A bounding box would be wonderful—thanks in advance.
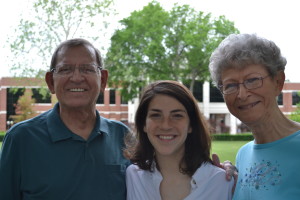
[0,132,6,142]
[212,133,253,141]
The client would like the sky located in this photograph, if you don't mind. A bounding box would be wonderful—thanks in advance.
[0,0,299,82]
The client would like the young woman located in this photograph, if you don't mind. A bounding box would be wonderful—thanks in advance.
[125,80,233,200]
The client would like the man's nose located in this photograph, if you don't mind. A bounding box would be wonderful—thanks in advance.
[70,68,84,80]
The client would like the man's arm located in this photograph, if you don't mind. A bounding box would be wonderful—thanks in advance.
[0,132,22,200]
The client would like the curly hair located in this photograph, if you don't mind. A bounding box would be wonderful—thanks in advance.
[209,33,287,86]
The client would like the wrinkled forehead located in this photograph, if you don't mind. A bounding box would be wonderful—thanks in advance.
[57,45,97,61]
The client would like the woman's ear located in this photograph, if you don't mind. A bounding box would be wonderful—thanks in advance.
[275,70,285,95]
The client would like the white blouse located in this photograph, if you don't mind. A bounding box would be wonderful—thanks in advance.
[126,162,233,200]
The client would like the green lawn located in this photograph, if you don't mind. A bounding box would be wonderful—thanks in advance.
[211,140,250,164]
[0,140,249,164]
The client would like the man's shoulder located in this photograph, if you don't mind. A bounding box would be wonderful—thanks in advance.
[99,116,130,132]
[3,110,51,143]
[8,111,50,132]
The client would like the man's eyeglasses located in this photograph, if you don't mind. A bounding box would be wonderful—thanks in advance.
[50,64,101,76]
[218,74,270,95]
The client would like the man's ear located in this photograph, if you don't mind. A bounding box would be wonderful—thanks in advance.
[45,72,55,94]
[275,70,285,96]
[100,69,108,93]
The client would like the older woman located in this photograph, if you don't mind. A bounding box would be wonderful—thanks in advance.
[125,80,233,200]
[209,33,300,199]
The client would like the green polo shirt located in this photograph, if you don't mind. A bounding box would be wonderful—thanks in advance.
[0,103,130,200]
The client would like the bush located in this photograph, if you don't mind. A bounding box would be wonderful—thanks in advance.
[0,132,6,142]
[212,133,254,141]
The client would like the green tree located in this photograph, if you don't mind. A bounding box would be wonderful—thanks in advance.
[11,89,36,123]
[105,1,239,101]
[7,0,115,77]
[290,91,300,122]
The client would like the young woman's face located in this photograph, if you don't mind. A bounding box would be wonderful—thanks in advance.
[144,94,192,159]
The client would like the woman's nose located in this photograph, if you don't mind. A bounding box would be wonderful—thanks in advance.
[237,84,249,100]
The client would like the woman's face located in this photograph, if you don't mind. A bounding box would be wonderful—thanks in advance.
[220,64,283,125]
[143,94,192,159]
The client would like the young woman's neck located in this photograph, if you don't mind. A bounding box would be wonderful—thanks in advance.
[155,151,185,176]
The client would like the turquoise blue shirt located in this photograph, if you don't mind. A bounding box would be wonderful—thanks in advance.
[233,130,300,200]
[0,103,130,200]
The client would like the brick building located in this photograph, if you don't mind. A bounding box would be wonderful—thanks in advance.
[1,77,300,133]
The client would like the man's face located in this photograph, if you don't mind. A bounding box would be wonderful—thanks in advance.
[46,45,108,111]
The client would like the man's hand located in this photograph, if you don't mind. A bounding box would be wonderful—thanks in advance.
[212,153,238,194]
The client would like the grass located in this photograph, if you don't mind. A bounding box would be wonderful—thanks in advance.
[211,140,250,164]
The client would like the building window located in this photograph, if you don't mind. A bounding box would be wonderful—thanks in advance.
[6,88,25,119]
[121,95,128,105]
[110,89,116,104]
[210,84,224,102]
[277,93,283,105]
[183,80,203,102]
[96,93,104,104]
[32,88,51,103]
[292,91,300,105]
[192,81,203,102]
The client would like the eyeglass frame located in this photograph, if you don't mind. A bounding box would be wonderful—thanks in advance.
[50,63,102,76]
[218,74,271,95]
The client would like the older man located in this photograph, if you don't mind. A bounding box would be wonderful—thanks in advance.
[0,38,130,200]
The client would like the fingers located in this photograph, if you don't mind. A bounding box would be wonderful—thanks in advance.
[223,160,238,181]
[212,155,239,185]
[231,172,238,195]
[212,153,223,168]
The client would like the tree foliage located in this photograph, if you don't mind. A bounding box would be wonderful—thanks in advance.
[11,89,36,123]
[7,0,115,77]
[290,91,300,122]
[290,107,300,122]
[105,1,239,101]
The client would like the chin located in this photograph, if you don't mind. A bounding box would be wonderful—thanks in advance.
[65,102,93,109]
[239,117,261,127]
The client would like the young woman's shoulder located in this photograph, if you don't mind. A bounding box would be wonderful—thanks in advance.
[194,162,233,185]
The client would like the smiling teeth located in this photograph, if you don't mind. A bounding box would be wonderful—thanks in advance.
[159,135,174,140]
[69,88,84,92]
[240,102,258,109]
